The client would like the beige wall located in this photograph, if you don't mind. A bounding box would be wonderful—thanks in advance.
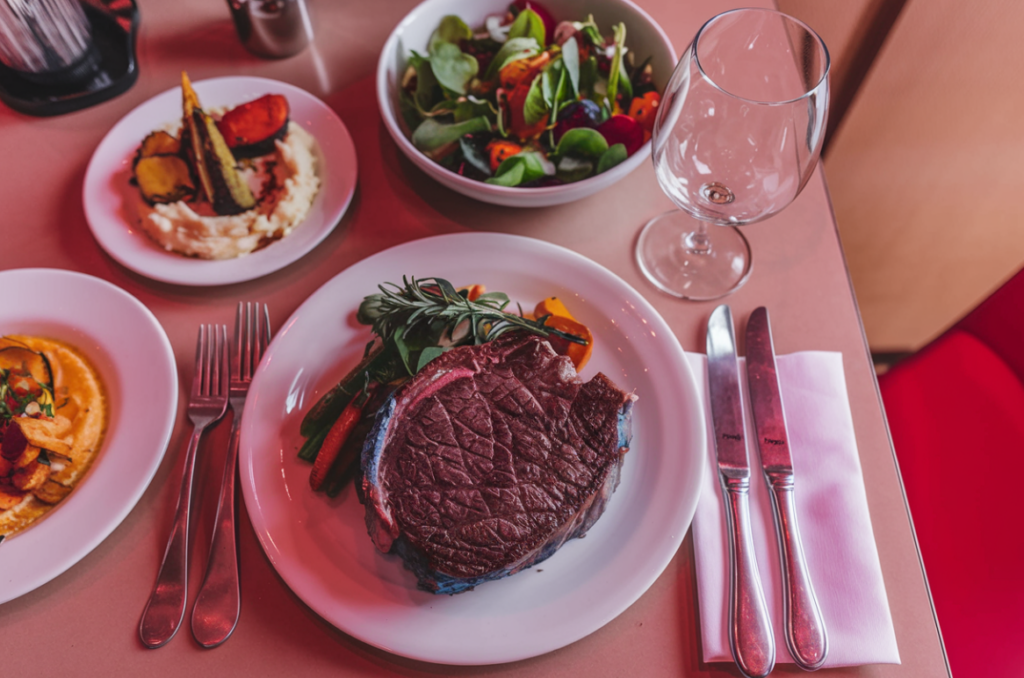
[781,0,1024,352]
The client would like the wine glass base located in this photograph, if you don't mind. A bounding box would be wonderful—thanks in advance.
[635,210,752,301]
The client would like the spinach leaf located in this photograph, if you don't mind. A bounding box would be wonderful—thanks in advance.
[408,51,440,111]
[524,70,548,126]
[412,116,490,152]
[596,143,627,173]
[551,64,572,116]
[539,59,571,120]
[562,36,580,96]
[555,127,609,159]
[555,155,593,183]
[430,41,478,95]
[458,136,493,176]
[485,151,549,187]
[507,8,545,46]
[484,37,540,80]
[607,23,626,109]
[398,90,421,132]
[453,96,495,123]
[574,15,604,49]
[541,64,556,108]
[617,57,633,102]
[578,55,598,99]
[429,15,473,53]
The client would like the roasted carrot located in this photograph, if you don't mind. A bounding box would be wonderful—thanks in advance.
[486,140,523,172]
[309,386,375,491]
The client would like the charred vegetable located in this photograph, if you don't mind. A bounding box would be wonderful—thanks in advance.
[134,155,196,204]
[134,131,181,165]
[180,72,256,215]
[216,94,290,159]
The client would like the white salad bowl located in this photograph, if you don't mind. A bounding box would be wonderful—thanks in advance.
[376,0,677,207]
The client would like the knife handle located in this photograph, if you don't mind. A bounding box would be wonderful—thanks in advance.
[191,401,243,648]
[766,472,828,671]
[721,474,775,678]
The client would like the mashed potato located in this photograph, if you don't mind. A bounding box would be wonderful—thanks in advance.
[139,123,320,260]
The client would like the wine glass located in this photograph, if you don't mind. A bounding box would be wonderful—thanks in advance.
[636,8,830,300]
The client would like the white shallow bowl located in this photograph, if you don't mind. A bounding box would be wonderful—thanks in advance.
[376,0,677,207]
[0,269,177,604]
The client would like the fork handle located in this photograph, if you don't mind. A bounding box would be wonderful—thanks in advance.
[191,403,243,647]
[139,425,205,649]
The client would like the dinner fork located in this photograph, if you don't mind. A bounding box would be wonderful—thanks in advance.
[140,324,229,649]
[191,303,270,648]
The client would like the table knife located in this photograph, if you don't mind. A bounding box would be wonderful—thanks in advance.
[706,305,775,678]
[746,306,828,671]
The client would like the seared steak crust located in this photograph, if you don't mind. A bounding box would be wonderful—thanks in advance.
[361,333,634,593]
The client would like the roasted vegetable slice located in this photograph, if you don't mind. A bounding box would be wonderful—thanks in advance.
[0,484,25,510]
[135,130,181,165]
[0,340,53,387]
[135,155,196,204]
[180,72,256,215]
[32,479,71,505]
[216,94,290,159]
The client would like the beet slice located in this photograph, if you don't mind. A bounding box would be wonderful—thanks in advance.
[596,114,644,157]
[216,94,290,159]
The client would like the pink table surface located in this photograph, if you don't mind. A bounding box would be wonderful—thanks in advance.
[0,0,948,675]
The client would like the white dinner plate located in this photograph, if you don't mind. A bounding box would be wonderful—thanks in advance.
[82,76,357,286]
[0,269,177,604]
[239,233,706,665]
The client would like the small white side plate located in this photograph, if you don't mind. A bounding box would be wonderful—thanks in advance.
[83,76,357,286]
[239,233,706,665]
[0,269,177,604]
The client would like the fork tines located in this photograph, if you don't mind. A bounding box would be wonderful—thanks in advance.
[193,324,229,400]
[233,302,270,386]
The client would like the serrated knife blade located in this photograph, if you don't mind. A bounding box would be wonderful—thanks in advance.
[706,305,775,678]
[746,306,828,671]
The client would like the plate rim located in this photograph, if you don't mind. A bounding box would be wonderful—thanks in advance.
[0,268,178,604]
[239,233,706,664]
[81,75,357,287]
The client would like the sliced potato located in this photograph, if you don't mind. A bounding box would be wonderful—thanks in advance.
[12,461,48,491]
[16,416,73,456]
[12,444,40,469]
[33,479,71,505]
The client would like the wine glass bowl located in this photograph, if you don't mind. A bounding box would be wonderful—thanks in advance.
[637,8,829,300]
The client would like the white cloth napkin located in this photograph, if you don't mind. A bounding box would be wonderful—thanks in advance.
[687,351,900,668]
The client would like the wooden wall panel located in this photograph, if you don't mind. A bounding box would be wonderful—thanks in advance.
[787,0,1024,352]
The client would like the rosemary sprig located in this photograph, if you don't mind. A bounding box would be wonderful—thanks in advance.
[298,276,588,473]
[357,276,586,351]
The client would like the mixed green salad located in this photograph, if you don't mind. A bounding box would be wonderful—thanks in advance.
[399,0,662,188]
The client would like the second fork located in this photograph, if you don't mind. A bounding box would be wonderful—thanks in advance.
[140,324,229,649]
[191,303,270,648]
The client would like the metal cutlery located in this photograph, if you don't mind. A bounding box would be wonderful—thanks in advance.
[140,324,229,649]
[706,305,775,678]
[191,302,270,648]
[746,306,828,671]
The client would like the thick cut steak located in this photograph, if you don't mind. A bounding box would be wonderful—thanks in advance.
[361,333,635,594]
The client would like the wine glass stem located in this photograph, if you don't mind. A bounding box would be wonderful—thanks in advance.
[685,221,712,255]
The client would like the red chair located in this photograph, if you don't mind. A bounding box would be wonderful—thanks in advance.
[878,267,1024,678]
